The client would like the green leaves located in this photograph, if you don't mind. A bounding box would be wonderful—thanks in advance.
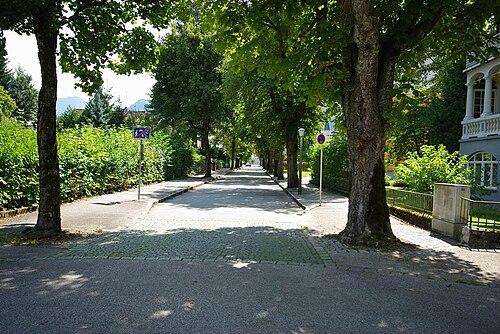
[151,23,225,130]
[309,131,349,192]
[0,122,194,209]
[395,145,471,194]
[0,86,16,119]
[0,119,38,210]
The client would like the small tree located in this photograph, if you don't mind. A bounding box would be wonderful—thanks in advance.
[57,107,82,130]
[81,87,114,128]
[395,145,470,194]
[8,67,38,124]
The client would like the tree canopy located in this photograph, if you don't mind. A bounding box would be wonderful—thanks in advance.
[150,24,226,178]
[0,0,185,235]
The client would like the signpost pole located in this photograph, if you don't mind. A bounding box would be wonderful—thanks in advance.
[133,127,150,201]
[138,139,144,201]
[319,144,323,206]
[316,133,326,206]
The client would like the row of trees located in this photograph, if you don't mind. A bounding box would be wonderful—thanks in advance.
[1,1,498,245]
[0,31,38,123]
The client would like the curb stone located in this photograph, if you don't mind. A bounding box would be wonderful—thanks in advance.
[264,171,306,210]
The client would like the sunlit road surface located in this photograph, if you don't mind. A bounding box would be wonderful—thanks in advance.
[139,166,303,231]
[57,167,333,265]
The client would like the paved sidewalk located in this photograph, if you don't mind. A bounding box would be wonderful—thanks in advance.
[275,175,500,285]
[0,169,229,233]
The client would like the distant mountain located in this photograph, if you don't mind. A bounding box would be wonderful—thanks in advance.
[128,99,149,112]
[56,97,86,115]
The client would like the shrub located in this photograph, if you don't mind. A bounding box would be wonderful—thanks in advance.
[395,144,470,194]
[0,119,38,210]
[0,123,199,209]
[309,132,349,193]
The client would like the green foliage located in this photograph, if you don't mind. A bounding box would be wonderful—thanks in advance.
[0,124,198,209]
[57,107,82,130]
[81,87,114,128]
[426,60,466,152]
[388,58,467,161]
[0,30,12,89]
[151,24,225,130]
[0,119,38,210]
[151,23,227,177]
[0,85,16,118]
[8,67,38,123]
[309,132,349,193]
[395,145,471,194]
[169,134,202,178]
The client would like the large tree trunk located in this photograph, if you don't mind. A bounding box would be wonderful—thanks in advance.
[339,0,395,245]
[201,121,211,178]
[285,131,299,188]
[31,4,61,236]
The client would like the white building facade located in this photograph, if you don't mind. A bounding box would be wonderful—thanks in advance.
[460,56,500,200]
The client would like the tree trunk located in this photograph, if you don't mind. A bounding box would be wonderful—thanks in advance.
[31,4,61,236]
[339,0,395,245]
[286,131,299,188]
[277,150,285,180]
[230,135,236,169]
[273,155,279,178]
[266,150,273,174]
[201,121,211,178]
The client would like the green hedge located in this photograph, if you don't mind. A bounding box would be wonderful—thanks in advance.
[0,120,39,209]
[0,122,197,210]
[309,132,349,193]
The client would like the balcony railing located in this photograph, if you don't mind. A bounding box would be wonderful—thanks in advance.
[462,114,500,139]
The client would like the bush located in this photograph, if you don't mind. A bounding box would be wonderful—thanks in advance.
[309,132,349,193]
[0,122,199,209]
[395,144,470,194]
[0,120,38,210]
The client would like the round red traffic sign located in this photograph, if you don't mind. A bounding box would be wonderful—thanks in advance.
[317,133,326,145]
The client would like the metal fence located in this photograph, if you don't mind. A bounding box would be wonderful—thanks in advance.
[460,198,500,232]
[386,188,433,216]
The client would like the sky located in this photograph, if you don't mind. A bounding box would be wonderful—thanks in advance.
[4,31,155,106]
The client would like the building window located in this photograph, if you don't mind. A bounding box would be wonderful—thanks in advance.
[468,152,498,188]
[473,90,496,117]
[473,78,497,117]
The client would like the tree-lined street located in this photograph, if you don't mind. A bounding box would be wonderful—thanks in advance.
[1,167,499,333]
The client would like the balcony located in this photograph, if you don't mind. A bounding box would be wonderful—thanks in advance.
[462,113,500,139]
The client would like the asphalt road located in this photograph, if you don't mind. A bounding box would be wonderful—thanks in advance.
[1,167,499,333]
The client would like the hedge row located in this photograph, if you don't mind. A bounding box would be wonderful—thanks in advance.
[0,121,199,210]
[309,132,349,193]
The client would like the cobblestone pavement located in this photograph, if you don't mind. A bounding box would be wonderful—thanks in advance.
[42,167,337,265]
[51,227,333,265]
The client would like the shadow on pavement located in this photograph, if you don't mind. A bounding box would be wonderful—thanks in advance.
[2,225,497,287]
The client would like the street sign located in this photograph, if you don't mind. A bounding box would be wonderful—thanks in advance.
[317,133,326,145]
[133,127,150,139]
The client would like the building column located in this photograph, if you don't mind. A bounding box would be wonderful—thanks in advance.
[464,83,474,120]
[482,76,493,117]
